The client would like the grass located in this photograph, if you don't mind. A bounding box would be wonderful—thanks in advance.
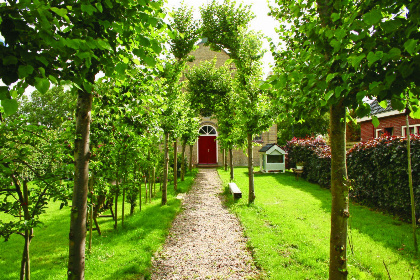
[0,169,197,280]
[218,167,420,280]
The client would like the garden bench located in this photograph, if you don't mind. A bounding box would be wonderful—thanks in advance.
[292,168,304,180]
[228,182,242,199]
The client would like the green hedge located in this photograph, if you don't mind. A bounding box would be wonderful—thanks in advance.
[347,135,420,220]
[284,135,420,221]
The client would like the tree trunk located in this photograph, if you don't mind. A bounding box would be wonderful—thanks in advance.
[229,148,234,182]
[122,188,125,227]
[406,112,418,255]
[247,133,255,204]
[162,132,169,205]
[181,140,186,182]
[19,180,32,280]
[189,144,193,173]
[114,169,119,230]
[174,139,178,191]
[144,172,148,203]
[224,149,228,171]
[329,100,349,280]
[68,89,92,280]
[88,177,94,252]
[139,169,142,212]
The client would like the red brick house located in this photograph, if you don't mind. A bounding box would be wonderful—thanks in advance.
[357,100,420,142]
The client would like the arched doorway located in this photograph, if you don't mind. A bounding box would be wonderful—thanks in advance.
[198,125,217,164]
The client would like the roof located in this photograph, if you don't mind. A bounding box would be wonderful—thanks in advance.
[357,99,402,123]
[197,37,208,45]
[370,99,394,115]
[259,143,286,155]
[259,143,276,153]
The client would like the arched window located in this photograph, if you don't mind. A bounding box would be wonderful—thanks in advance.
[199,125,217,136]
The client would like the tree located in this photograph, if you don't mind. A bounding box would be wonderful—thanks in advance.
[0,117,70,280]
[269,0,420,278]
[1,1,167,278]
[201,0,274,203]
[17,86,76,129]
[160,3,200,205]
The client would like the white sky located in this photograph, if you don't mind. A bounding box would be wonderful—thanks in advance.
[164,0,279,77]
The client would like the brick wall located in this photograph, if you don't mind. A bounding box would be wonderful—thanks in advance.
[360,114,420,142]
[182,42,278,167]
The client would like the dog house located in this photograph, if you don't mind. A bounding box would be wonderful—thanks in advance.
[258,143,286,173]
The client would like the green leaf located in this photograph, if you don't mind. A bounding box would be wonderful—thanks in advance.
[3,56,18,65]
[0,87,8,100]
[326,73,337,83]
[379,100,388,109]
[35,77,50,94]
[95,3,103,13]
[348,54,366,69]
[410,105,420,119]
[372,115,380,128]
[403,39,418,56]
[115,63,127,75]
[36,56,49,66]
[143,56,156,67]
[391,98,405,111]
[81,4,97,16]
[363,9,382,26]
[50,7,67,17]
[386,48,401,60]
[97,39,111,50]
[367,51,383,67]
[331,13,340,22]
[1,99,18,116]
[260,82,272,90]
[18,65,34,78]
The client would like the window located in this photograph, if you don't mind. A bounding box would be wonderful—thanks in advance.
[375,129,383,138]
[402,124,420,136]
[199,125,217,136]
[253,134,262,142]
[267,155,284,163]
[384,127,393,136]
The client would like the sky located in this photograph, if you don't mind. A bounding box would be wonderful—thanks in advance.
[164,0,280,76]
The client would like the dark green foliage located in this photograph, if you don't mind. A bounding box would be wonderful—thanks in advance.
[347,135,420,221]
[285,135,420,221]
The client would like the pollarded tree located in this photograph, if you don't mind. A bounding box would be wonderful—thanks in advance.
[201,0,274,203]
[186,59,237,180]
[160,3,201,205]
[269,0,420,278]
[0,1,167,278]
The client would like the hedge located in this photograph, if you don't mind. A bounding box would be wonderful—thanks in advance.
[284,135,420,221]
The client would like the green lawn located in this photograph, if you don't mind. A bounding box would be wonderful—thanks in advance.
[0,170,197,280]
[219,167,420,280]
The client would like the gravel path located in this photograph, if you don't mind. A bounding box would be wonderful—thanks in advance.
[151,169,260,280]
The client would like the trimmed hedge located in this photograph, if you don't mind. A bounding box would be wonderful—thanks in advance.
[284,135,420,221]
[347,135,420,220]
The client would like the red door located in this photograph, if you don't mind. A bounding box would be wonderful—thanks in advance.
[198,136,217,164]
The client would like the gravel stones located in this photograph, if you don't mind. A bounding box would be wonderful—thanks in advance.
[151,169,259,279]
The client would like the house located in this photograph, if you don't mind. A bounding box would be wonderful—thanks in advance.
[186,39,278,167]
[357,99,420,142]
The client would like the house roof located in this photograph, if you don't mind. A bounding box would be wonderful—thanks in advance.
[370,99,393,115]
[259,143,275,152]
[357,99,402,123]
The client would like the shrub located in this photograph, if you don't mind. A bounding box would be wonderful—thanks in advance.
[285,135,420,221]
[347,135,420,220]
[284,137,331,188]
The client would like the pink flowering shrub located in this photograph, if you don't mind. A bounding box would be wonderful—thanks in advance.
[284,136,331,188]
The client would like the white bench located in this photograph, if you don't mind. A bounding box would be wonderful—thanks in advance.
[228,182,242,199]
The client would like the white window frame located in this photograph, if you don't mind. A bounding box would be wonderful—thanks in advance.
[402,124,420,136]
[375,129,382,138]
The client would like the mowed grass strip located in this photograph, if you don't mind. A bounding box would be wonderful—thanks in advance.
[0,169,197,280]
[218,167,420,280]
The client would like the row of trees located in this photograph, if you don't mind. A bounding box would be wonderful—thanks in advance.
[268,0,420,279]
[0,1,207,279]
